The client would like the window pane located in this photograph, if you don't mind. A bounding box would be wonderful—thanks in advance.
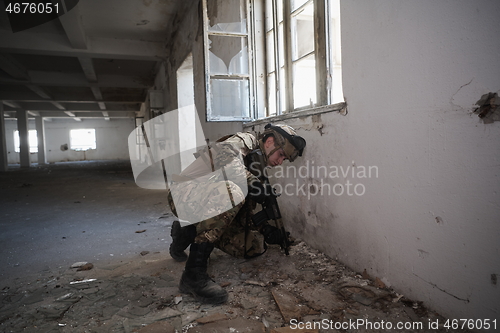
[278,22,285,67]
[207,0,247,34]
[293,54,316,108]
[265,0,273,31]
[291,1,314,60]
[277,0,283,23]
[70,129,96,151]
[208,35,248,75]
[266,31,275,73]
[210,79,250,119]
[291,0,309,12]
[328,0,344,104]
[267,72,277,116]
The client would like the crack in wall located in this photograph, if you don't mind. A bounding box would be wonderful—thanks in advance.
[413,273,470,303]
[450,78,474,111]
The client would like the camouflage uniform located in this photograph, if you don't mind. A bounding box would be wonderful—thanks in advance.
[166,132,266,258]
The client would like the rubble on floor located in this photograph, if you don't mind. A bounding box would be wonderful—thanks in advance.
[0,241,466,333]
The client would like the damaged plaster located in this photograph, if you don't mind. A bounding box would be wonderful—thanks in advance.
[474,92,500,124]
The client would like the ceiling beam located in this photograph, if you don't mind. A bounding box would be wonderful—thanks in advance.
[2,100,21,108]
[78,57,97,82]
[0,30,165,61]
[0,93,143,103]
[25,84,51,99]
[0,54,30,80]
[1,71,152,88]
[59,2,87,49]
[5,109,139,113]
[64,111,82,121]
[26,85,66,110]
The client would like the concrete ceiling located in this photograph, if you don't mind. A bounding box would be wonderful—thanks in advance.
[0,0,183,121]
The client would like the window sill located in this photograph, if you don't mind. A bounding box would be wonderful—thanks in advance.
[243,102,347,128]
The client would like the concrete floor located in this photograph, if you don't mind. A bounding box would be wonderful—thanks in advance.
[0,161,466,332]
[0,160,172,283]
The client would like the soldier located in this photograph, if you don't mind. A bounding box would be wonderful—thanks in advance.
[167,123,306,304]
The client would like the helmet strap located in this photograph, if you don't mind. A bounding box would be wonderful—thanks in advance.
[267,146,281,161]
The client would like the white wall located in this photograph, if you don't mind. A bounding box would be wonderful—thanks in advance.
[5,118,135,164]
[154,0,500,322]
[247,0,500,323]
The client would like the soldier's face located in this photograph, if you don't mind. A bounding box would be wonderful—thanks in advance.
[264,136,287,167]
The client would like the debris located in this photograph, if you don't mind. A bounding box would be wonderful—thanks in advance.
[174,296,182,304]
[136,321,175,333]
[404,307,421,322]
[374,277,386,289]
[141,251,150,256]
[187,317,265,333]
[77,263,94,271]
[362,269,370,280]
[136,230,147,233]
[196,312,228,324]
[261,315,269,328]
[338,286,376,306]
[392,293,404,303]
[219,281,231,288]
[244,280,267,287]
[55,293,74,302]
[271,288,307,322]
[69,278,97,285]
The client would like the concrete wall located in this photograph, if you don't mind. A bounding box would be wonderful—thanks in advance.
[246,0,500,323]
[5,118,134,164]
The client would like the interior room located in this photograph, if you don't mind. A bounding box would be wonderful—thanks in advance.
[0,0,499,332]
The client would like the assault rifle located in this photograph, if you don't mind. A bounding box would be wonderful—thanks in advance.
[247,149,290,255]
[251,188,290,255]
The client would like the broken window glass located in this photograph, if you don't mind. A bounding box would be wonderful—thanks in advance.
[210,79,250,119]
[204,0,254,121]
[208,35,248,75]
[207,0,247,34]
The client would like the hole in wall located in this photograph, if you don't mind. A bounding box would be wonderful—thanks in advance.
[474,92,500,124]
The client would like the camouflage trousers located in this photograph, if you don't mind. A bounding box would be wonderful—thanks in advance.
[166,179,266,258]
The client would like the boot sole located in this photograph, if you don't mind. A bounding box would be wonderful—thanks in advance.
[179,282,228,305]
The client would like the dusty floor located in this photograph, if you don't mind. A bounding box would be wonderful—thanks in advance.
[0,161,467,332]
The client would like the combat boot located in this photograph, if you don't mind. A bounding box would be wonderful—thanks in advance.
[179,242,228,304]
[169,220,197,262]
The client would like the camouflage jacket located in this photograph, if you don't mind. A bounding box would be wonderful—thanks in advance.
[176,132,261,188]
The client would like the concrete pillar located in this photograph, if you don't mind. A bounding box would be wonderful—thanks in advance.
[16,109,30,168]
[35,116,47,164]
[0,103,8,171]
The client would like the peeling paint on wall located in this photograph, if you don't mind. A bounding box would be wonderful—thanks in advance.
[474,92,500,124]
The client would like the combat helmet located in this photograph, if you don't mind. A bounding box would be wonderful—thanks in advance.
[259,123,306,162]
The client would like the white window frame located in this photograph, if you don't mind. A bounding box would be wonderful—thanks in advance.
[202,0,265,122]
[264,0,344,117]
[202,0,343,122]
